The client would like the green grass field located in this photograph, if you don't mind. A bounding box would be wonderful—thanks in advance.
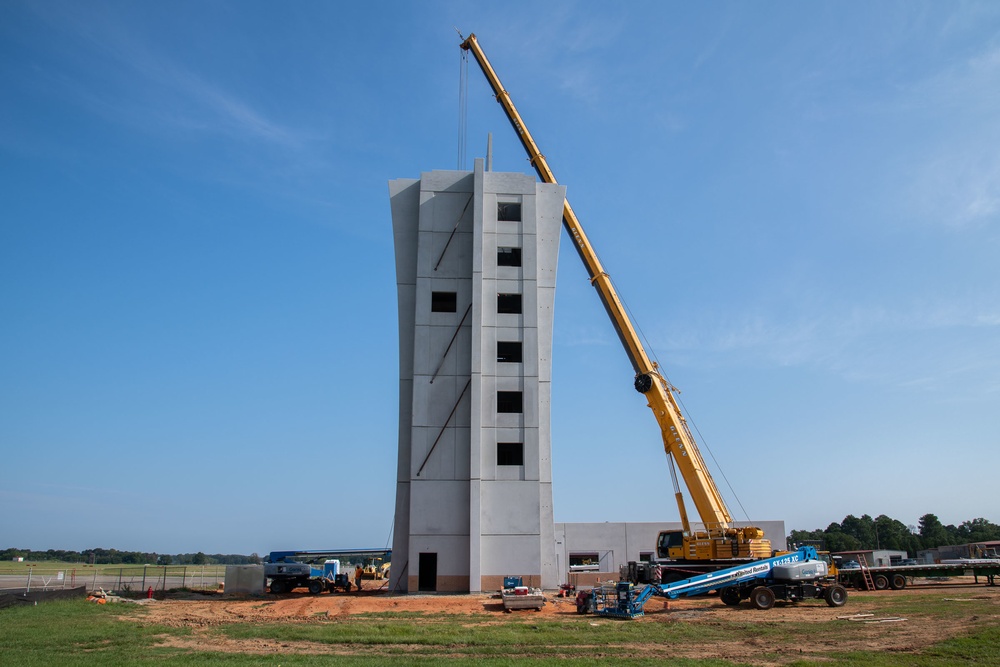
[1,594,999,666]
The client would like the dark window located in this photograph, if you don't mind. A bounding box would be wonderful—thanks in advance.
[497,391,523,413]
[497,293,522,314]
[497,341,523,363]
[431,291,457,312]
[497,202,521,221]
[497,247,522,267]
[639,552,653,563]
[497,442,524,466]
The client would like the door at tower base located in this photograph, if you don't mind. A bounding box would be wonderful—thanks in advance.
[418,553,437,592]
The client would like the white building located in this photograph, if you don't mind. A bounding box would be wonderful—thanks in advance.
[389,159,564,592]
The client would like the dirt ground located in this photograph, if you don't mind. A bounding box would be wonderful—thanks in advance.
[136,579,1000,664]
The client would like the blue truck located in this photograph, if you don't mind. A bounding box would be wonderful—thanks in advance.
[577,546,847,618]
[264,549,391,595]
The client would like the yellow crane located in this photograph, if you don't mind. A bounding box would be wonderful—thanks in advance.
[460,33,771,564]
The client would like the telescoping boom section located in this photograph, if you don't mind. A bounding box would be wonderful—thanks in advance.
[459,32,769,562]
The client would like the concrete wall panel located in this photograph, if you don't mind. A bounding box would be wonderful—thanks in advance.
[409,481,470,536]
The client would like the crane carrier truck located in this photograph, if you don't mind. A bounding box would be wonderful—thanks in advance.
[460,33,771,579]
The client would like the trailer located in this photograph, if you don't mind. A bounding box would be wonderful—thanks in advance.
[499,576,545,612]
[839,559,1000,591]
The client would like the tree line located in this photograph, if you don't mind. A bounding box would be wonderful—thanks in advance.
[0,547,262,566]
[788,514,1000,555]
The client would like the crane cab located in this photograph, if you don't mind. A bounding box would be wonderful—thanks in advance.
[656,530,686,560]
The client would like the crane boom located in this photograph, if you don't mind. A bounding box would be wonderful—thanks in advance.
[460,33,770,561]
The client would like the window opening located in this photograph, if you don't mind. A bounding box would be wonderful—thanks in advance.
[431,291,457,312]
[497,442,524,466]
[497,202,521,221]
[497,391,523,413]
[497,341,523,363]
[497,293,522,314]
[497,247,522,267]
[569,553,600,572]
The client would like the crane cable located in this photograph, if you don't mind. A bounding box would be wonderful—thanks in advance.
[612,273,756,527]
[457,45,469,170]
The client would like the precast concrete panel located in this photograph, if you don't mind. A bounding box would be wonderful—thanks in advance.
[420,170,473,196]
[480,535,542,577]
[410,426,472,480]
[389,179,420,279]
[410,375,466,428]
[409,480,471,536]
[481,483,541,534]
[417,230,473,280]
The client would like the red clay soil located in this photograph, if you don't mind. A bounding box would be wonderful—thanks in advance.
[135,579,1000,664]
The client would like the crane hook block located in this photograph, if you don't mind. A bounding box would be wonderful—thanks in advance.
[634,374,653,394]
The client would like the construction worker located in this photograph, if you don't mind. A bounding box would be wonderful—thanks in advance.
[354,564,363,592]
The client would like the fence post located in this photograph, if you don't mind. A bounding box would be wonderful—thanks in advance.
[183,566,187,589]
[26,566,33,593]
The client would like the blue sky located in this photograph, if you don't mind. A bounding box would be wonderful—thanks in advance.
[2,1,998,555]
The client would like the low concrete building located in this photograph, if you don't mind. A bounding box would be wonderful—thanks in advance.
[919,541,1000,563]
[835,549,907,568]
[555,521,787,587]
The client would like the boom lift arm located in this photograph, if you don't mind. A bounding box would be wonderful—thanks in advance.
[583,546,846,618]
[459,33,768,561]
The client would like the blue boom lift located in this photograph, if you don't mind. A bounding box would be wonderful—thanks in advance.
[578,546,847,618]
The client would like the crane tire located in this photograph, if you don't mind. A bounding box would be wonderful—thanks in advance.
[308,580,324,595]
[873,574,890,590]
[824,584,848,607]
[720,587,742,606]
[750,586,775,610]
[269,579,286,595]
[889,574,907,590]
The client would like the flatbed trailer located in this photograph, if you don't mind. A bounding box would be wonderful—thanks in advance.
[840,559,1000,590]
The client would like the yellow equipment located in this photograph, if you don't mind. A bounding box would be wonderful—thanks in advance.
[460,33,771,564]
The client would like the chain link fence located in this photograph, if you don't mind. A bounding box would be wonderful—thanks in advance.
[0,565,228,595]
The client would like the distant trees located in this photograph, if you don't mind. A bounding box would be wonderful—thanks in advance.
[788,514,1000,556]
[0,548,263,565]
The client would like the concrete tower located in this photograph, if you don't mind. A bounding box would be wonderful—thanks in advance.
[389,158,564,593]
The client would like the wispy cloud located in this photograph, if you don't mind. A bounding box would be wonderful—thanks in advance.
[28,2,305,149]
[898,44,1000,229]
[643,294,1000,394]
